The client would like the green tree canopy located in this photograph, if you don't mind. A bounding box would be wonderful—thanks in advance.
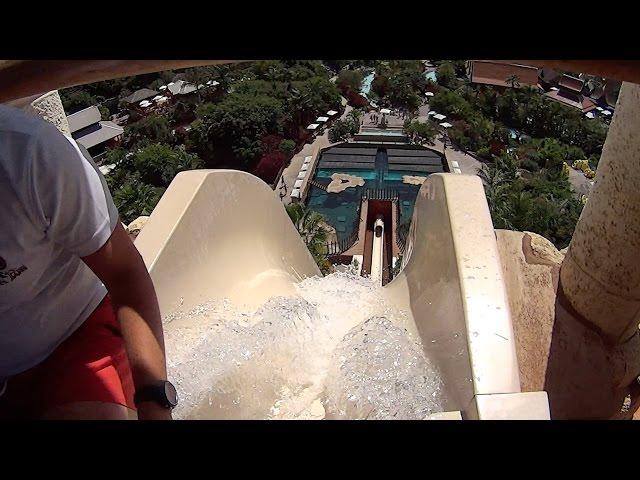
[435,62,459,89]
[123,114,173,149]
[336,70,364,93]
[404,120,438,145]
[112,173,165,225]
[190,93,285,164]
[132,143,203,187]
[329,118,359,143]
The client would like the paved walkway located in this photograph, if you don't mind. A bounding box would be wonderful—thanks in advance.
[416,102,431,123]
[277,99,352,204]
[436,139,484,176]
[362,109,407,129]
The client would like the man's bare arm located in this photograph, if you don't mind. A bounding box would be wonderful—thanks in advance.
[82,222,171,420]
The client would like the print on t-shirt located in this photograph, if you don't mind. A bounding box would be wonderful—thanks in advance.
[0,255,27,286]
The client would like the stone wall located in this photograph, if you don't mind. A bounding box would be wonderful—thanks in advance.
[5,90,70,135]
[496,229,640,419]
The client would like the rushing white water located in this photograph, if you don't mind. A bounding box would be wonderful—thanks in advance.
[164,271,444,419]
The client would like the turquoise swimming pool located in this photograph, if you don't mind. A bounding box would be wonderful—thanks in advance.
[306,143,446,242]
[425,71,437,82]
[307,167,428,242]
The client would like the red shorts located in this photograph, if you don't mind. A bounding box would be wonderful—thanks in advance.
[0,295,136,419]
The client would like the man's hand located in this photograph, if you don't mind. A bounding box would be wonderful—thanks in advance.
[137,402,173,421]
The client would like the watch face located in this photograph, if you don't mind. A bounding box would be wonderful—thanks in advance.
[164,381,179,407]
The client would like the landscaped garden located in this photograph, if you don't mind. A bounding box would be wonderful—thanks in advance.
[63,59,614,252]
[61,61,343,224]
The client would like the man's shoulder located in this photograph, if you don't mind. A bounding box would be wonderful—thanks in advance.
[0,104,48,138]
[0,105,73,176]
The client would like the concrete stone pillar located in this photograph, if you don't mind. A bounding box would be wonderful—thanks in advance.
[560,82,640,344]
[4,90,70,135]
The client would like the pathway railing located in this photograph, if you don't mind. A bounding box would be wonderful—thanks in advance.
[362,188,399,202]
[309,179,328,191]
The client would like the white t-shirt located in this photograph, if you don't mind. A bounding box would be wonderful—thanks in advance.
[0,105,119,378]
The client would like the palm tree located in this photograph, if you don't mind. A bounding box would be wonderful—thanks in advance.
[288,87,313,129]
[505,74,520,89]
[478,156,519,229]
[285,203,330,263]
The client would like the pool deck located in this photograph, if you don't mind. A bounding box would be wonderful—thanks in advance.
[278,99,352,205]
[362,109,407,129]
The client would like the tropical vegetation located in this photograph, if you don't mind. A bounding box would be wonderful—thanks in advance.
[285,203,333,274]
[63,61,342,224]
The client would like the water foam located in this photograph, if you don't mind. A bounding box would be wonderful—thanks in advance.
[163,271,444,419]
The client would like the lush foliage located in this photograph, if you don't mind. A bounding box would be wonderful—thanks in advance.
[329,117,359,143]
[123,114,173,148]
[479,152,583,248]
[404,120,438,145]
[189,94,285,165]
[428,82,608,162]
[255,151,287,185]
[514,137,585,172]
[369,60,426,110]
[62,61,343,225]
[132,143,203,186]
[435,62,460,90]
[336,70,364,94]
[188,61,340,166]
[61,89,100,115]
[285,203,333,274]
[410,64,605,249]
[106,143,203,223]
[279,139,296,155]
[112,176,166,225]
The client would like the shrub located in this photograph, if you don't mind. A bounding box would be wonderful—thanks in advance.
[476,146,492,159]
[404,120,437,145]
[260,134,285,154]
[329,118,359,143]
[112,176,165,224]
[345,89,369,108]
[520,158,540,172]
[61,89,98,114]
[132,143,203,187]
[435,62,459,89]
[123,114,173,149]
[254,151,287,184]
[429,90,474,122]
[336,70,364,94]
[279,139,297,155]
[371,75,390,98]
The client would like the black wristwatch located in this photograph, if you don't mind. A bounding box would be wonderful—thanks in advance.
[134,381,179,409]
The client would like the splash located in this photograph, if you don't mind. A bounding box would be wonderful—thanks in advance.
[163,271,444,419]
[323,317,443,419]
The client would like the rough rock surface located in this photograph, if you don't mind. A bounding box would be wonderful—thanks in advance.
[496,230,561,393]
[527,231,565,265]
[127,216,149,241]
[29,91,71,135]
[495,229,640,419]
[327,173,364,193]
[402,175,427,185]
